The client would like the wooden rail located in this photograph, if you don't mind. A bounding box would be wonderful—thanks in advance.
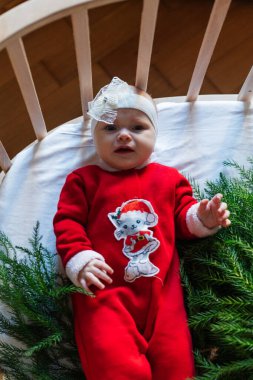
[187,0,232,101]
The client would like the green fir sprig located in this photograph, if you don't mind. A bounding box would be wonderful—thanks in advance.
[0,222,89,380]
[179,159,253,380]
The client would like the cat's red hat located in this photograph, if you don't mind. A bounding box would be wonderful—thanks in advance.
[117,199,156,223]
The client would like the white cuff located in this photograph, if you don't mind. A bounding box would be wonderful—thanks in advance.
[186,203,220,238]
[65,250,105,287]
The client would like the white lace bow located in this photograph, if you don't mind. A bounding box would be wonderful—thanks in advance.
[87,77,129,124]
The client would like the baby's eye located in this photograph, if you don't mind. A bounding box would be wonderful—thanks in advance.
[123,225,128,229]
[104,124,117,131]
[136,220,141,224]
[132,125,145,132]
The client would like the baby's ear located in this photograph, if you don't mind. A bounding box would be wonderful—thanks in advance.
[108,213,120,228]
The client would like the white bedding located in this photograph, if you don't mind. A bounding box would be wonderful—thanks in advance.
[0,100,252,253]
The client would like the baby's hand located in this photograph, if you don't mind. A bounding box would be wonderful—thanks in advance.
[78,259,114,292]
[197,193,231,229]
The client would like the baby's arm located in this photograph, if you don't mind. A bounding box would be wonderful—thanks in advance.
[78,259,114,292]
[197,193,231,229]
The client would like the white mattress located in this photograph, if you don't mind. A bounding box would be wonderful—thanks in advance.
[0,100,252,254]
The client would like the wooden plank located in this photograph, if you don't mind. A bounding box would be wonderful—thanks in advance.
[148,66,175,98]
[1,0,27,14]
[154,32,205,90]
[169,76,221,98]
[0,76,30,121]
[88,2,118,23]
[0,49,14,87]
[22,1,140,71]
[7,38,47,140]
[0,140,12,172]
[238,66,253,102]
[99,36,138,84]
[207,36,253,93]
[92,62,111,93]
[0,62,58,158]
[35,64,109,130]
[201,77,222,95]
[135,0,159,91]
[152,1,213,88]
[0,77,34,158]
[90,0,142,61]
[31,62,59,98]
[0,63,58,157]
[152,0,213,60]
[0,62,58,118]
[0,0,127,50]
[186,0,232,101]
[0,78,82,158]
[0,62,107,158]
[72,7,92,120]
[30,63,107,130]
[100,37,174,97]
[1,115,37,159]
[41,28,77,86]
[205,0,253,63]
[23,19,73,66]
[38,63,108,127]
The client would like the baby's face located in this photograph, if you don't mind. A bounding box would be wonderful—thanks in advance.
[94,108,156,170]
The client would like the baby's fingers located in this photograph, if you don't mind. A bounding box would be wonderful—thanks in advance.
[218,201,228,213]
[218,209,231,227]
[221,218,231,228]
[198,199,209,213]
[85,272,106,290]
[212,193,223,205]
[97,260,114,275]
[217,203,229,219]
[79,278,93,293]
[93,267,113,285]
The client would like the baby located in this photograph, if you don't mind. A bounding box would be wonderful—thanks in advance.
[53,77,230,380]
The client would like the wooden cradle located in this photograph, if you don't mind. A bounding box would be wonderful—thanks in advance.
[0,0,253,378]
[0,0,253,175]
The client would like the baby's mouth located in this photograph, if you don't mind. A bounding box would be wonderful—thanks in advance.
[114,147,134,153]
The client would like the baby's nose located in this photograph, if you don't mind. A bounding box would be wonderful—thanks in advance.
[117,129,132,142]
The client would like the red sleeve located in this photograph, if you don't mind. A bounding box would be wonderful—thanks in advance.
[53,171,93,267]
[174,172,198,239]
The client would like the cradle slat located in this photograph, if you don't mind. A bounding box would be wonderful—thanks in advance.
[238,66,253,102]
[186,0,232,101]
[7,38,47,140]
[0,141,12,173]
[72,7,93,122]
[0,0,126,52]
[135,0,159,91]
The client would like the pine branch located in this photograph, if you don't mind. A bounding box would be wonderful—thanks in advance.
[179,157,253,379]
[0,223,87,379]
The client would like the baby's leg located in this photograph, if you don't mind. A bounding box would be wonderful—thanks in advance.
[146,257,195,380]
[72,291,152,380]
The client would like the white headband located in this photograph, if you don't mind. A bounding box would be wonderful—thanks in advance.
[87,77,158,136]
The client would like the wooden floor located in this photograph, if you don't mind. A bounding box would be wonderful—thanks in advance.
[0,0,253,159]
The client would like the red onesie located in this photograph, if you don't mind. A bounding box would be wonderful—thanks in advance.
[54,163,214,380]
